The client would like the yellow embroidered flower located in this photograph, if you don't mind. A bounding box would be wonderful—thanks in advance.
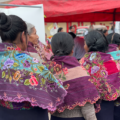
[5,75,9,79]
[9,76,12,83]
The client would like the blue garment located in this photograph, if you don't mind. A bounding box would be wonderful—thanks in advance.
[73,37,85,60]
[96,100,114,120]
[0,106,48,120]
[51,115,85,120]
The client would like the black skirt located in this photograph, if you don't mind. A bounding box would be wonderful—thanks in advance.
[51,115,85,120]
[96,100,114,120]
[0,105,48,120]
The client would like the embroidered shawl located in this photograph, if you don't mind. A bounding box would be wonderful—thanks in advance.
[80,51,120,101]
[107,44,118,52]
[0,43,67,111]
[44,56,100,113]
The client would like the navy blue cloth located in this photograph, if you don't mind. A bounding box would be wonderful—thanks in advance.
[51,115,85,120]
[96,100,114,120]
[114,105,120,120]
[0,106,48,120]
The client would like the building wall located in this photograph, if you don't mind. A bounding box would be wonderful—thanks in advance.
[45,21,112,38]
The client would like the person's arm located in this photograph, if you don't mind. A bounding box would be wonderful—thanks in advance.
[81,103,97,120]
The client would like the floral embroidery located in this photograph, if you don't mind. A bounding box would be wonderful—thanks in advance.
[91,66,100,74]
[3,58,14,69]
[101,70,108,78]
[33,58,39,63]
[54,64,62,74]
[13,71,21,81]
[63,68,68,75]
[29,76,38,86]
[23,60,31,68]
[15,53,26,60]
[81,52,120,101]
[89,53,96,61]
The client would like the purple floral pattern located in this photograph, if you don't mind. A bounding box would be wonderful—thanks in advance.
[3,58,14,69]
[91,66,100,74]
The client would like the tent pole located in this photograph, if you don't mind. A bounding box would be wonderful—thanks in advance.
[113,9,116,33]
[0,4,42,8]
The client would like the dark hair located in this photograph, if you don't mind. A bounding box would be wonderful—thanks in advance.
[58,27,63,32]
[51,32,74,59]
[69,26,74,30]
[107,33,120,46]
[68,32,76,39]
[0,13,27,42]
[84,30,108,52]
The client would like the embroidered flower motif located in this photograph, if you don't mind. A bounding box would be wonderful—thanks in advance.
[3,58,14,69]
[101,70,108,78]
[89,53,96,61]
[112,92,118,100]
[56,97,61,102]
[23,60,31,68]
[91,66,100,74]
[33,58,39,63]
[117,63,120,71]
[29,75,38,86]
[13,71,21,81]
[85,64,90,70]
[54,64,62,74]
[63,67,68,75]
[15,47,21,51]
[80,57,85,65]
[15,53,26,60]
[48,102,53,108]
[111,56,114,61]
[29,72,33,75]
[116,53,120,57]
[105,94,111,100]
[7,47,14,51]
[47,81,57,90]
[34,68,37,71]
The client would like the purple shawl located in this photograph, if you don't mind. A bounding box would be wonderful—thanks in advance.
[45,56,100,113]
[80,52,120,101]
[107,44,118,52]
[0,43,67,111]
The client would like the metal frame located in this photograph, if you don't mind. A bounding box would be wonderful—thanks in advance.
[0,4,42,8]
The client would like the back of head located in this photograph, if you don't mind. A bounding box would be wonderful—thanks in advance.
[0,13,27,43]
[69,26,73,30]
[68,32,76,39]
[85,30,108,52]
[58,27,63,32]
[51,32,74,56]
[107,33,120,46]
[26,22,35,35]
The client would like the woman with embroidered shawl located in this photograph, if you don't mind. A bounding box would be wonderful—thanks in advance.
[46,32,100,120]
[26,22,53,63]
[0,13,67,120]
[81,30,120,120]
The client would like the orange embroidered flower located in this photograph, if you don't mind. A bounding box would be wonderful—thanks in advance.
[54,64,62,74]
[13,71,21,81]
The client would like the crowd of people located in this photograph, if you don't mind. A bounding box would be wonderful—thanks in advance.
[0,12,120,120]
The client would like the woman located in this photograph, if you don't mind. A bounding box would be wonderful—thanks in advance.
[26,22,53,63]
[45,32,100,120]
[81,30,120,120]
[107,33,120,51]
[0,13,67,120]
[58,27,63,32]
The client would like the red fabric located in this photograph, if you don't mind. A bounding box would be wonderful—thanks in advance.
[104,60,118,75]
[6,0,120,22]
